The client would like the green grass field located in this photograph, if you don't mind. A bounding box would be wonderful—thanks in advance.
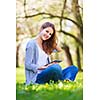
[16,67,83,100]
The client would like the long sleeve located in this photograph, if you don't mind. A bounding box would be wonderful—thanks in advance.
[25,41,39,73]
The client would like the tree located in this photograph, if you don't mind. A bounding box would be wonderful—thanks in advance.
[16,0,83,71]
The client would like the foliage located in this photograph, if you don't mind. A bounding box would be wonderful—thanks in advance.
[16,0,83,70]
[16,67,83,100]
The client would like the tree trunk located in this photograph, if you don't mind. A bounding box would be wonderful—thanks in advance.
[62,44,73,66]
[16,43,21,67]
[76,46,83,71]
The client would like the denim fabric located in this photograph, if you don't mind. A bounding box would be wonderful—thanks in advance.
[36,64,62,84]
[62,65,79,81]
[36,64,78,84]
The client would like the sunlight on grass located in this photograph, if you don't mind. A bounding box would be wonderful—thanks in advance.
[16,67,25,83]
[16,67,83,100]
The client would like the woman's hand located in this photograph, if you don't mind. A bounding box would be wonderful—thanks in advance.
[38,62,57,70]
[38,65,48,70]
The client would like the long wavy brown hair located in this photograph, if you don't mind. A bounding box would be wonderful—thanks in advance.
[40,22,57,55]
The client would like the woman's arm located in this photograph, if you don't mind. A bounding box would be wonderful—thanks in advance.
[54,39,62,52]
[25,41,39,73]
[55,45,62,52]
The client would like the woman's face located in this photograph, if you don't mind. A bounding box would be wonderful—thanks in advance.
[40,27,54,40]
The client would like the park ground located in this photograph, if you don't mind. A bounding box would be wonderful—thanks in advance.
[16,67,83,100]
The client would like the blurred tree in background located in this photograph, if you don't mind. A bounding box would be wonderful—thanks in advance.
[16,0,83,71]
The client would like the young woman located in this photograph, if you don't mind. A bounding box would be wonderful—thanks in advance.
[25,22,78,85]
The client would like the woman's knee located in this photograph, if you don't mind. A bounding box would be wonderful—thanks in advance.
[49,64,62,72]
[47,64,62,76]
[69,65,79,72]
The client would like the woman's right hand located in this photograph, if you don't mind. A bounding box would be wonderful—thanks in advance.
[38,63,56,70]
[38,65,48,70]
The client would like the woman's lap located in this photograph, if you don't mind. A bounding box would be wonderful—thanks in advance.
[36,64,62,84]
[36,64,78,84]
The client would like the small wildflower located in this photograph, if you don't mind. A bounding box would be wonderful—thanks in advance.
[45,83,49,88]
[58,82,63,88]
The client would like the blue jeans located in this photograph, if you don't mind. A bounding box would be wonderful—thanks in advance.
[36,64,78,84]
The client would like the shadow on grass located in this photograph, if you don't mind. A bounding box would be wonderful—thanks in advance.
[16,81,83,100]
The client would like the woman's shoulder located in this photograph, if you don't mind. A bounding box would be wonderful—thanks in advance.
[26,38,37,47]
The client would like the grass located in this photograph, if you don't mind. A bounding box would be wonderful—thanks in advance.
[16,67,83,100]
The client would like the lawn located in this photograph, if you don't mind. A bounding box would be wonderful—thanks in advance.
[16,67,83,100]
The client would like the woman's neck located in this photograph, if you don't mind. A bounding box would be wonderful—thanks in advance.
[36,35,43,47]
